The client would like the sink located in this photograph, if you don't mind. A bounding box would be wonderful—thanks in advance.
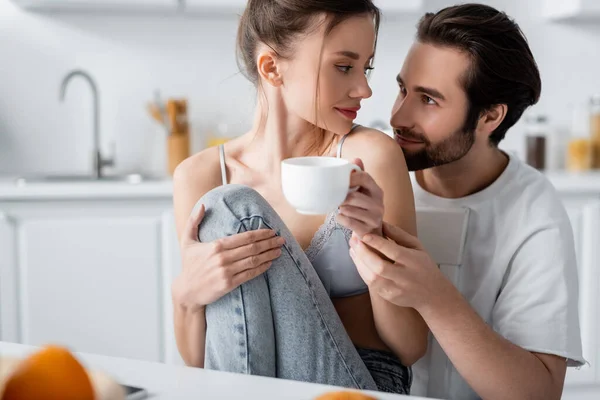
[14,173,161,185]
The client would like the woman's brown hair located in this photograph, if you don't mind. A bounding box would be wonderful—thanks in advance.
[236,0,381,153]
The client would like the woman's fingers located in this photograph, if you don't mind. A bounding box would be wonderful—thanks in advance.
[338,207,379,229]
[213,229,277,252]
[231,261,273,288]
[222,235,285,263]
[341,191,373,210]
[182,204,205,245]
[229,247,283,275]
[335,213,373,238]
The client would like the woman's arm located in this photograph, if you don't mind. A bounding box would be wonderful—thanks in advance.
[171,150,284,367]
[171,152,220,367]
[339,129,428,365]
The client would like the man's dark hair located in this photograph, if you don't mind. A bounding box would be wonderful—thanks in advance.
[416,3,541,146]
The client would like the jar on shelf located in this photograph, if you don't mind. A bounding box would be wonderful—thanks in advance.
[590,94,600,169]
[525,114,549,170]
[566,102,593,172]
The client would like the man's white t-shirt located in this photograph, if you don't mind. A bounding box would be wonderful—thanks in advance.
[410,153,585,400]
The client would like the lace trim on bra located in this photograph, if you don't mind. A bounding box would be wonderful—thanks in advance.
[304,210,353,262]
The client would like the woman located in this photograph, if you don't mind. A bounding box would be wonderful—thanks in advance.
[171,0,427,394]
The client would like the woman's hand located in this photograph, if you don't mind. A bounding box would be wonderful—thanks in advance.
[172,204,285,311]
[336,158,385,239]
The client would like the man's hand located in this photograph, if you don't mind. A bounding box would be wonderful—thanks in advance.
[349,221,457,312]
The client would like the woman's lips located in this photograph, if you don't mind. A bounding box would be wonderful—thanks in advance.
[335,107,359,120]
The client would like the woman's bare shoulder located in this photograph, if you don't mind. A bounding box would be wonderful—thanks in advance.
[341,126,406,169]
[173,146,223,203]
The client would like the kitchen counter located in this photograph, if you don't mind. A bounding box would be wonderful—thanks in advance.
[1,342,599,399]
[1,171,600,201]
[0,176,174,200]
[545,170,600,194]
[0,341,422,400]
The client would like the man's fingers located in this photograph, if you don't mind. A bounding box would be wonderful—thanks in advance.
[350,238,403,281]
[358,233,409,264]
[231,261,272,287]
[216,229,277,250]
[224,236,285,263]
[382,222,422,249]
[183,204,205,244]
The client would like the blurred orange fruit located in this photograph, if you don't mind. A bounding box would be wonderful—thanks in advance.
[1,344,95,400]
[315,391,378,400]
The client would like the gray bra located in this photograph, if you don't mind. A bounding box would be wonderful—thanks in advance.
[218,124,368,298]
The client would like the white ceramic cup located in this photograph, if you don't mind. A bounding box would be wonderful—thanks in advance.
[281,156,362,215]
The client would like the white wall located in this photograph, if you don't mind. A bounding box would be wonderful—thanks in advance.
[0,0,599,177]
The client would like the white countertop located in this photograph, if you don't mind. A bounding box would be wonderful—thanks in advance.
[544,170,600,194]
[2,342,599,400]
[0,177,174,200]
[0,171,600,201]
[0,341,423,400]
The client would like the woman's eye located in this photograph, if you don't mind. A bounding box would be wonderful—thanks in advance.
[336,65,353,74]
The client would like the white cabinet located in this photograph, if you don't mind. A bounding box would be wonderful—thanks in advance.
[543,0,600,21]
[562,195,600,385]
[10,0,175,12]
[0,212,19,342]
[0,199,176,363]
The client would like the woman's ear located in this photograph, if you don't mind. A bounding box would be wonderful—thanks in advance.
[256,50,283,87]
[476,104,507,140]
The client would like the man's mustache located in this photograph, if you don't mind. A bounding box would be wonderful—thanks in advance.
[393,128,428,144]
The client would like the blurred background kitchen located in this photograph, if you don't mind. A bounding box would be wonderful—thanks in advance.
[0,0,599,398]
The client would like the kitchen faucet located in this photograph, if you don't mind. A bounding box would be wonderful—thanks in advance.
[59,69,114,179]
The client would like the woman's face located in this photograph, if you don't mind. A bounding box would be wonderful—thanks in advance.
[276,14,376,135]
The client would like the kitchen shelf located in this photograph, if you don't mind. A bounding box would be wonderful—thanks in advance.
[182,0,424,17]
[10,0,178,13]
[543,0,600,22]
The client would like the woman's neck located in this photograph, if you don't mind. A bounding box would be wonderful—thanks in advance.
[241,95,336,172]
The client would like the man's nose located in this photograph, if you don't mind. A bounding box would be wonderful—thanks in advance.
[390,97,414,130]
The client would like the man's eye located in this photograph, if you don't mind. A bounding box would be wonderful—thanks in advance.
[423,95,437,105]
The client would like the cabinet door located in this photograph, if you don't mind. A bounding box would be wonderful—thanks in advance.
[4,201,168,362]
[161,209,185,366]
[0,211,19,342]
[563,197,600,385]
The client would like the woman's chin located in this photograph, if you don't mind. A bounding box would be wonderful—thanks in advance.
[319,119,355,136]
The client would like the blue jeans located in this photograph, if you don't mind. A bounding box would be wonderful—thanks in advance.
[198,185,410,394]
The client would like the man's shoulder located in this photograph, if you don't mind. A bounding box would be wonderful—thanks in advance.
[499,157,568,225]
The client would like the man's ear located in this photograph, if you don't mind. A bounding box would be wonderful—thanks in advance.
[476,104,507,140]
[256,50,283,87]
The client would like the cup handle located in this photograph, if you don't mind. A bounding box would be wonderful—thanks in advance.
[348,164,362,193]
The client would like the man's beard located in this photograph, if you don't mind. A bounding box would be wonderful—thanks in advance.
[395,126,476,171]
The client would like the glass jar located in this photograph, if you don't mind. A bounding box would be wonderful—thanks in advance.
[566,103,592,172]
[590,95,600,169]
[524,115,548,170]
